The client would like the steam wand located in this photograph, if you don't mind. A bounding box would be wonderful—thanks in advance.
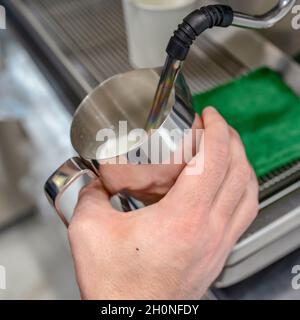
[146,0,296,131]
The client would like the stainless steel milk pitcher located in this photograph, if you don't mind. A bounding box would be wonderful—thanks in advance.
[44,68,198,226]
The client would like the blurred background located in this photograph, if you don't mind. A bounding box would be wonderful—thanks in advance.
[0,0,300,300]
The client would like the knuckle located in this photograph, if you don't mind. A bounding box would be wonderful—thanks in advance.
[230,127,242,141]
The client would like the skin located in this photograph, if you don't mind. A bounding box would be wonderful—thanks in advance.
[68,107,259,300]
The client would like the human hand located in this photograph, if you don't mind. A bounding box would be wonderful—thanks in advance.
[68,107,259,299]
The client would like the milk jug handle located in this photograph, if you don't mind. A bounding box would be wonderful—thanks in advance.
[44,157,131,227]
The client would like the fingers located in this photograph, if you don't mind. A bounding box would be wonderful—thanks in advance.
[164,106,258,247]
[225,173,259,246]
[78,179,110,202]
[209,127,253,223]
[168,107,231,210]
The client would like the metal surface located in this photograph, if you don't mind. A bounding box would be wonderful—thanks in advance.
[232,0,296,29]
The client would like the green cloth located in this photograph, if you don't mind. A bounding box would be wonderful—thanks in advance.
[192,67,300,177]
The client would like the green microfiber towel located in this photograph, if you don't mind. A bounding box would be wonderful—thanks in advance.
[192,67,300,178]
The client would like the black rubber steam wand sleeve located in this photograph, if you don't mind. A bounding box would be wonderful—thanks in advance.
[166,5,234,61]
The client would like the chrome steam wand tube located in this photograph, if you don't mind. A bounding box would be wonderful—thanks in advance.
[146,0,296,131]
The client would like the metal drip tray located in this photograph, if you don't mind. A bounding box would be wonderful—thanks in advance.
[4,0,300,288]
